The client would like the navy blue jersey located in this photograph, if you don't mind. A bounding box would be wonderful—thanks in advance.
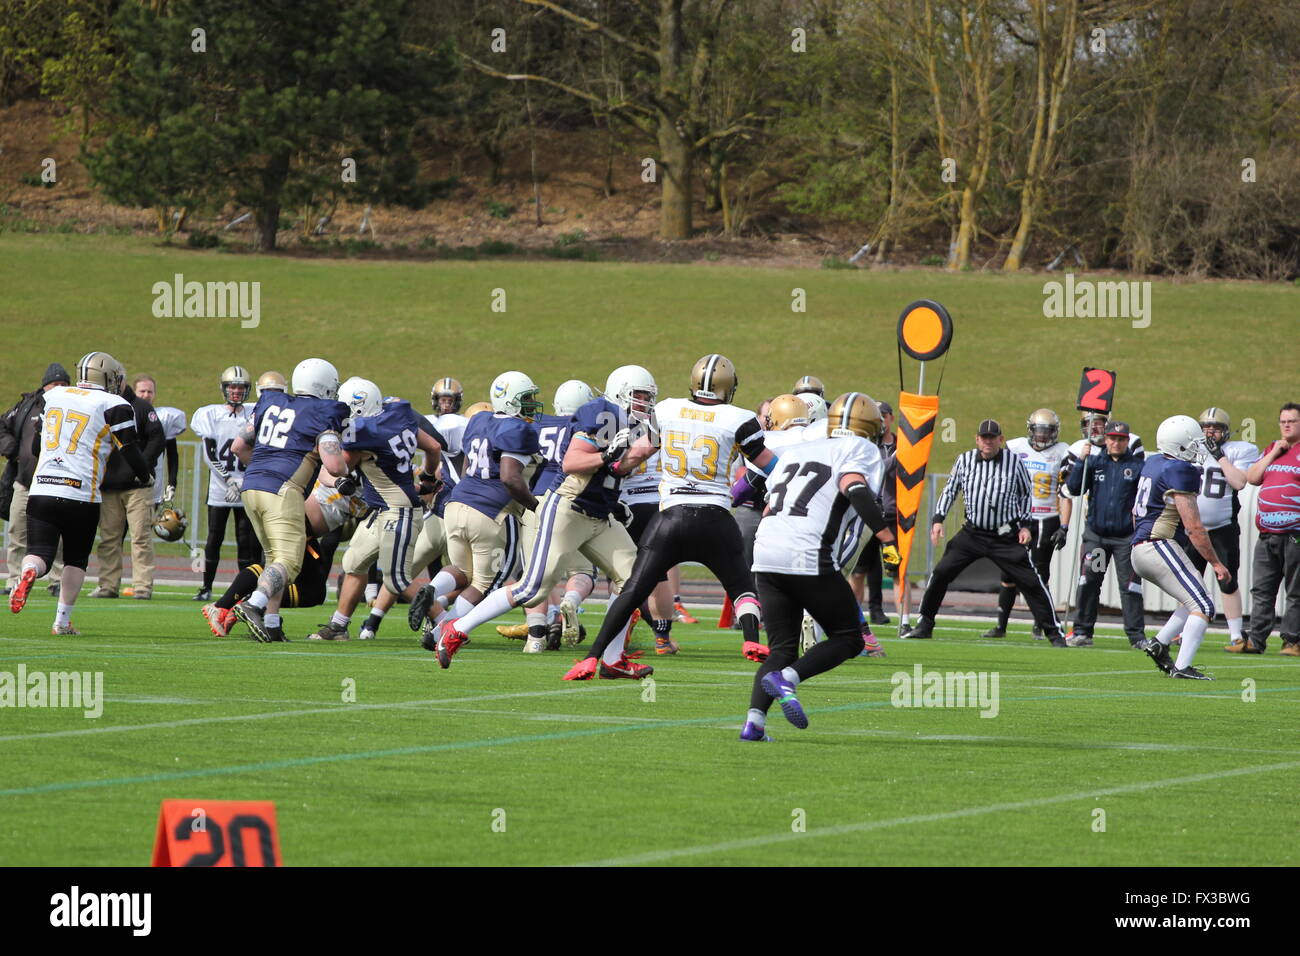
[346,400,426,510]
[1131,455,1201,548]
[244,392,349,495]
[432,455,459,518]
[549,397,630,519]
[448,413,540,519]
[530,412,576,496]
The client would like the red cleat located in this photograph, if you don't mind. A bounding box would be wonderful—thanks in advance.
[674,601,698,624]
[563,657,598,681]
[10,567,36,614]
[436,619,468,669]
[600,655,654,680]
[743,640,770,662]
[201,604,237,637]
[655,635,679,655]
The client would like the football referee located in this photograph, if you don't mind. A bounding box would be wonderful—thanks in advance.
[902,419,1067,646]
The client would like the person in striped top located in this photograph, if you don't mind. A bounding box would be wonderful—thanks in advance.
[901,419,1067,645]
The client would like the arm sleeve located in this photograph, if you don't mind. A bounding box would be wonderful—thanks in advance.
[166,439,179,487]
[203,438,231,480]
[845,481,889,535]
[932,453,964,522]
[735,416,766,458]
[1014,458,1033,524]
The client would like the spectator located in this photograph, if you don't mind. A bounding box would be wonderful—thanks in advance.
[1063,421,1146,646]
[1233,403,1300,655]
[850,400,896,624]
[0,363,70,597]
[91,372,165,599]
[132,375,187,513]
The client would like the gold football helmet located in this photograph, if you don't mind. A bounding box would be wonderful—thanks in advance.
[256,370,287,398]
[220,366,251,404]
[792,375,825,397]
[828,391,882,440]
[1198,407,1231,442]
[464,401,493,418]
[152,507,187,542]
[1027,408,1060,451]
[432,377,464,414]
[766,394,811,431]
[76,352,124,394]
[690,354,738,403]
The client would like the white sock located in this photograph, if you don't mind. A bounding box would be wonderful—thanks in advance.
[1228,616,1243,640]
[526,611,547,629]
[434,607,453,626]
[265,612,282,629]
[370,606,386,620]
[364,583,379,603]
[1156,607,1189,646]
[247,591,269,611]
[563,589,583,607]
[452,587,515,635]
[331,611,351,628]
[547,604,560,623]
[22,556,47,578]
[602,619,633,664]
[452,594,476,617]
[747,708,766,729]
[55,603,72,628]
[1174,614,1209,670]
[781,667,801,687]
[431,570,458,598]
[900,613,910,628]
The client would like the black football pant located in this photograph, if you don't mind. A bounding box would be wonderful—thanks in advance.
[749,571,862,712]
[852,535,885,609]
[204,505,262,589]
[996,515,1059,629]
[26,496,99,571]
[588,504,760,659]
[921,524,1061,635]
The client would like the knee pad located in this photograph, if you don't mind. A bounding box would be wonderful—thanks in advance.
[734,592,761,624]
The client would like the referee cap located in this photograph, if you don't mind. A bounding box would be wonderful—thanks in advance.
[977,419,1002,437]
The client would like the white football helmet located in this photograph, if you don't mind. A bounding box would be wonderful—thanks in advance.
[553,379,595,416]
[799,392,828,423]
[604,365,657,421]
[292,358,340,400]
[490,371,543,420]
[1156,415,1206,462]
[340,376,382,419]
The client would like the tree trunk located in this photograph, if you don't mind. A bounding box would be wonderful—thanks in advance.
[657,0,691,240]
[254,150,291,252]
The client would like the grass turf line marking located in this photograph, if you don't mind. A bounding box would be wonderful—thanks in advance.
[570,759,1300,867]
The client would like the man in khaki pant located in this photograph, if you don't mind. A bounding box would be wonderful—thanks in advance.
[91,376,165,599]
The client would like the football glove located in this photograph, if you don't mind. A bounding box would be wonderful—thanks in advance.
[335,473,359,498]
[1203,435,1225,461]
[609,501,633,528]
[223,478,242,502]
[601,427,632,464]
[163,484,175,503]
[1051,526,1069,551]
[881,544,901,572]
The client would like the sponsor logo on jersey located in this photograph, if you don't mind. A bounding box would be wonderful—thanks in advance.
[36,475,82,488]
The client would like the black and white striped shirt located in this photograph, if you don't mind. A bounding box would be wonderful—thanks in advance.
[932,448,1032,531]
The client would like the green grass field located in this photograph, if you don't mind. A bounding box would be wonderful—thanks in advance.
[2,589,1297,866]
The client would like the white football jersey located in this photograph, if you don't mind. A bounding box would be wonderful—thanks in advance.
[654,398,766,510]
[801,419,829,441]
[619,449,662,503]
[428,412,468,457]
[1194,440,1259,530]
[752,436,883,575]
[191,402,254,506]
[151,406,188,503]
[1006,437,1070,519]
[30,385,136,504]
[764,427,808,456]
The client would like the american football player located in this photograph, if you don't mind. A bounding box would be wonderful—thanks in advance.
[10,352,154,633]
[255,370,287,399]
[1131,416,1229,679]
[190,366,261,601]
[429,376,468,472]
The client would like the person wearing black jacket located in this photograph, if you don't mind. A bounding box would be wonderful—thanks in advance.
[1,363,70,596]
[91,379,166,599]
[1063,421,1147,646]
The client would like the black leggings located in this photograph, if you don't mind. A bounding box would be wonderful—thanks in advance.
[26,496,99,571]
[749,571,863,712]
[204,505,262,588]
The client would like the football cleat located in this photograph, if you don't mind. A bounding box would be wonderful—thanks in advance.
[51,623,80,636]
[359,625,377,641]
[1137,637,1175,675]
[1032,625,1046,640]
[546,620,563,651]
[201,604,237,637]
[599,655,654,680]
[761,672,808,729]
[655,634,680,655]
[868,607,890,625]
[523,635,546,654]
[743,640,771,662]
[232,601,272,643]
[1170,664,1213,680]
[739,721,774,742]
[1065,632,1093,647]
[266,626,290,643]
[674,602,698,625]
[575,624,587,645]
[436,620,468,668]
[559,598,581,645]
[1048,633,1069,648]
[194,587,212,602]
[562,657,598,681]
[10,567,36,614]
[859,629,886,658]
[1280,642,1300,657]
[496,623,529,640]
[407,584,437,632]
[901,620,934,640]
[90,587,118,599]
[307,621,350,641]
[800,613,818,653]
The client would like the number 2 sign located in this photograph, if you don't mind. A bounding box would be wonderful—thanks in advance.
[1077,368,1116,414]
